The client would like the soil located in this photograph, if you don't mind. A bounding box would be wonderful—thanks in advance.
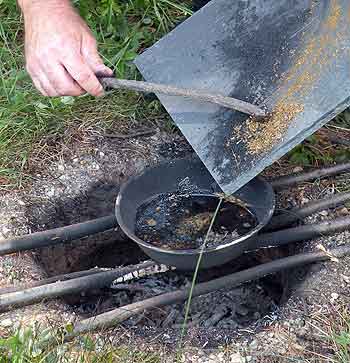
[1,126,350,362]
[135,193,257,250]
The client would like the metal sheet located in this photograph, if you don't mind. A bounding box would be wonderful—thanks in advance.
[135,0,350,194]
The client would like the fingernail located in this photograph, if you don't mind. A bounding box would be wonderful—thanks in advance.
[105,67,114,75]
[95,65,114,78]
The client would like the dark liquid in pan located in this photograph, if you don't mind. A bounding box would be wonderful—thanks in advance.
[135,193,258,250]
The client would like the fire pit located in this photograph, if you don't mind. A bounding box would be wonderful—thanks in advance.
[1,161,350,346]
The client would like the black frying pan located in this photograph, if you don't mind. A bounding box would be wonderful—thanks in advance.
[115,157,275,270]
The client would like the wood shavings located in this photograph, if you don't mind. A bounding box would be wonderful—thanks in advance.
[326,1,341,30]
[316,244,339,263]
[246,102,304,154]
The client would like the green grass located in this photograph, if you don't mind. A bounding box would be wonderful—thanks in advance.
[327,307,350,363]
[2,305,350,363]
[0,323,161,363]
[0,0,192,188]
[332,109,350,130]
[303,305,350,363]
[287,111,350,167]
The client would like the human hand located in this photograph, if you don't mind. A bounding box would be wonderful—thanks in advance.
[19,0,113,97]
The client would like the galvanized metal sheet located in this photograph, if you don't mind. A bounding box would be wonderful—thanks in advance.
[135,0,350,194]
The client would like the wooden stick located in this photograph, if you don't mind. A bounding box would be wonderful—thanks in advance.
[3,216,350,313]
[265,192,350,231]
[0,268,106,295]
[254,216,350,249]
[0,261,155,313]
[270,162,350,189]
[99,77,266,117]
[0,215,117,256]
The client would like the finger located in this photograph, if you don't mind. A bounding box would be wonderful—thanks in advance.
[38,72,59,97]
[41,61,85,96]
[31,71,58,97]
[26,63,48,96]
[93,63,114,78]
[31,76,48,96]
[63,53,104,97]
[81,44,113,77]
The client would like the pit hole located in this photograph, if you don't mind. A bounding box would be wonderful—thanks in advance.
[26,181,306,346]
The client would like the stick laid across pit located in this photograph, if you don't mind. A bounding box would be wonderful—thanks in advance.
[265,191,350,231]
[2,216,350,314]
[40,244,350,345]
[0,261,156,313]
[3,162,350,257]
[270,162,350,189]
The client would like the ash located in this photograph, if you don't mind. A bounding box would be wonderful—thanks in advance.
[177,177,203,195]
[121,270,278,334]
[73,256,283,346]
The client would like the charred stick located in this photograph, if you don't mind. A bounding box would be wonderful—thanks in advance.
[3,217,350,313]
[99,77,266,117]
[110,283,151,293]
[59,244,350,342]
[254,216,350,249]
[0,261,155,313]
[270,162,350,189]
[0,268,107,295]
[0,215,117,256]
[265,192,350,231]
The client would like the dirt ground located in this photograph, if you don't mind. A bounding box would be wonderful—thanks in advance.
[1,128,350,362]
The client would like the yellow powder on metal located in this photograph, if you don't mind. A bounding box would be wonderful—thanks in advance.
[233,0,346,155]
[246,120,259,133]
[326,1,341,29]
[246,102,304,154]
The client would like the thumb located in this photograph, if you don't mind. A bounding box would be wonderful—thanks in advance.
[85,51,114,78]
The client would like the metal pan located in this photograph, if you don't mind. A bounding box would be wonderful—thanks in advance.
[115,157,275,270]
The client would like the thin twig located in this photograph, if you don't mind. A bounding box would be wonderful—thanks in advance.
[327,124,350,132]
[99,77,266,117]
[178,197,223,351]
